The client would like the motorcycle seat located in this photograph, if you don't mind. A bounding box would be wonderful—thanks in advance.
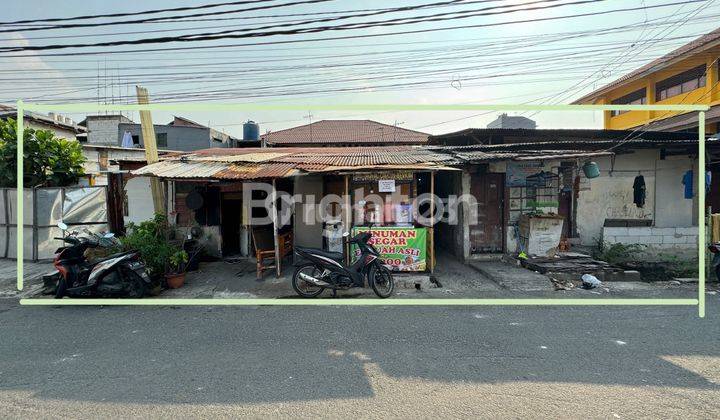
[296,247,344,262]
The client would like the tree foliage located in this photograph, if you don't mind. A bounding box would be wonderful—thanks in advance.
[0,117,86,187]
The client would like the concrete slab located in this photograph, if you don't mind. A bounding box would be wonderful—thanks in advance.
[0,259,55,298]
[468,260,554,292]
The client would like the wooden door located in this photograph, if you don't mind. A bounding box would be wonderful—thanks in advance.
[469,173,504,253]
[558,189,572,238]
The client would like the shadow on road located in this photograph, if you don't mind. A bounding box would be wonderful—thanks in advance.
[0,301,718,406]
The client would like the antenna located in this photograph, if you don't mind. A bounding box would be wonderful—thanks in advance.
[304,111,313,142]
[393,120,405,143]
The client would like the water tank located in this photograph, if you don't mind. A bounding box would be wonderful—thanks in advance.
[243,120,260,141]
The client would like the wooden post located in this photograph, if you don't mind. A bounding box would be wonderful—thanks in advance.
[135,86,165,215]
[271,179,281,278]
[344,174,351,265]
[430,171,435,273]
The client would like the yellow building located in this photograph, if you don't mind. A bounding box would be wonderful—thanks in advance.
[573,28,720,135]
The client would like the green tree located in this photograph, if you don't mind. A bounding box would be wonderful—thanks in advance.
[0,117,86,187]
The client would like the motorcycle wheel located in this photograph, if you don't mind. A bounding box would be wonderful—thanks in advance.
[119,266,148,298]
[292,264,324,298]
[369,264,394,298]
[54,276,67,299]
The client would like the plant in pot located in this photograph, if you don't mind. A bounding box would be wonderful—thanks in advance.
[165,249,189,289]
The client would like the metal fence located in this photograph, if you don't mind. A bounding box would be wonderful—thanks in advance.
[0,187,108,261]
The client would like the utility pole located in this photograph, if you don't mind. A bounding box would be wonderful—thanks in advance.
[136,85,166,215]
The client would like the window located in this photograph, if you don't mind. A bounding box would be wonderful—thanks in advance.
[132,135,140,145]
[610,88,646,116]
[655,65,706,101]
[156,133,168,148]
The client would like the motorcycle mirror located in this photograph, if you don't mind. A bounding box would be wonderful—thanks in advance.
[342,232,350,237]
[57,222,68,230]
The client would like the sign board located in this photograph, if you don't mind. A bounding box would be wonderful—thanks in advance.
[353,170,414,182]
[351,226,426,272]
[506,162,544,187]
[378,179,396,192]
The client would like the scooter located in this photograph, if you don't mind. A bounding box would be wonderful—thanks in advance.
[708,242,720,282]
[292,230,395,298]
[52,222,156,298]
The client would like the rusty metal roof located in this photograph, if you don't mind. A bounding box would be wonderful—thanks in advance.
[132,146,451,180]
[131,143,627,180]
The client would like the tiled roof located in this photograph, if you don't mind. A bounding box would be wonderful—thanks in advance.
[572,27,720,103]
[261,120,429,145]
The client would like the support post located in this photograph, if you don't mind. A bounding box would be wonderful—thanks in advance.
[699,111,706,318]
[16,100,24,290]
[135,86,165,215]
[430,171,435,273]
[344,174,350,265]
[272,179,281,278]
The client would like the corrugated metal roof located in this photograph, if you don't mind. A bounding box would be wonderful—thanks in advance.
[133,161,238,179]
[131,145,624,180]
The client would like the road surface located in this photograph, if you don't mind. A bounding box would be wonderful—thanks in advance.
[0,298,718,418]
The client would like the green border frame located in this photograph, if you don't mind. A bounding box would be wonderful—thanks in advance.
[14,101,710,317]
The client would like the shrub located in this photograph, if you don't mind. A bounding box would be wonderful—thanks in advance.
[119,214,187,276]
[593,240,646,265]
[0,117,86,187]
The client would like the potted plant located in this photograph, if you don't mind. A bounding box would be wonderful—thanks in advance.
[165,250,189,289]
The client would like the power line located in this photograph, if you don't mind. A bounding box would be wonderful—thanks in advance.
[0,0,585,51]
[0,0,336,33]
[0,0,277,25]
[2,0,705,57]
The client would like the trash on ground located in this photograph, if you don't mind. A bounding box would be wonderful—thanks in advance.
[581,273,602,289]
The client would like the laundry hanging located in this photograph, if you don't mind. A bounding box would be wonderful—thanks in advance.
[633,175,646,208]
[682,170,693,199]
[121,131,134,148]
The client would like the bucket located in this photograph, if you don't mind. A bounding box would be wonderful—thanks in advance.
[582,161,600,178]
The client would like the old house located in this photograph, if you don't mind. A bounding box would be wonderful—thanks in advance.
[261,120,429,147]
[430,128,705,259]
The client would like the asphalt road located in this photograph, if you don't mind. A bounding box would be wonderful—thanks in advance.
[1,298,719,419]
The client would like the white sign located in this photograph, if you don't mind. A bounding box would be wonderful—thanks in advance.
[378,179,396,192]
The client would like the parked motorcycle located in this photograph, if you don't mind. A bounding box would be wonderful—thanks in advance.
[292,229,395,298]
[51,222,157,298]
[709,242,720,282]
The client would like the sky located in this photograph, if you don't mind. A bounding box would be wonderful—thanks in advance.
[2,0,720,137]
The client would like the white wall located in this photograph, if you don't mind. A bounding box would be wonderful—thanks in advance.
[124,176,155,225]
[576,149,697,246]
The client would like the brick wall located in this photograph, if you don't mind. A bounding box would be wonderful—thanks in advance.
[602,226,698,254]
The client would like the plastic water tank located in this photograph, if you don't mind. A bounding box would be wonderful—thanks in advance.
[243,121,260,141]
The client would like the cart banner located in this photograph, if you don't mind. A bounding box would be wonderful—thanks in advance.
[352,226,427,272]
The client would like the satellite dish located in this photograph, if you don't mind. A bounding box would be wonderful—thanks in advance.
[185,190,204,210]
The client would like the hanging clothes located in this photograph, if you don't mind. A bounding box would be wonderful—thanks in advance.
[121,131,134,148]
[633,175,646,208]
[707,171,712,195]
[682,170,693,199]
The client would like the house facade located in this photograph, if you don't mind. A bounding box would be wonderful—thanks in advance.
[118,116,240,151]
[429,129,704,259]
[572,28,720,134]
